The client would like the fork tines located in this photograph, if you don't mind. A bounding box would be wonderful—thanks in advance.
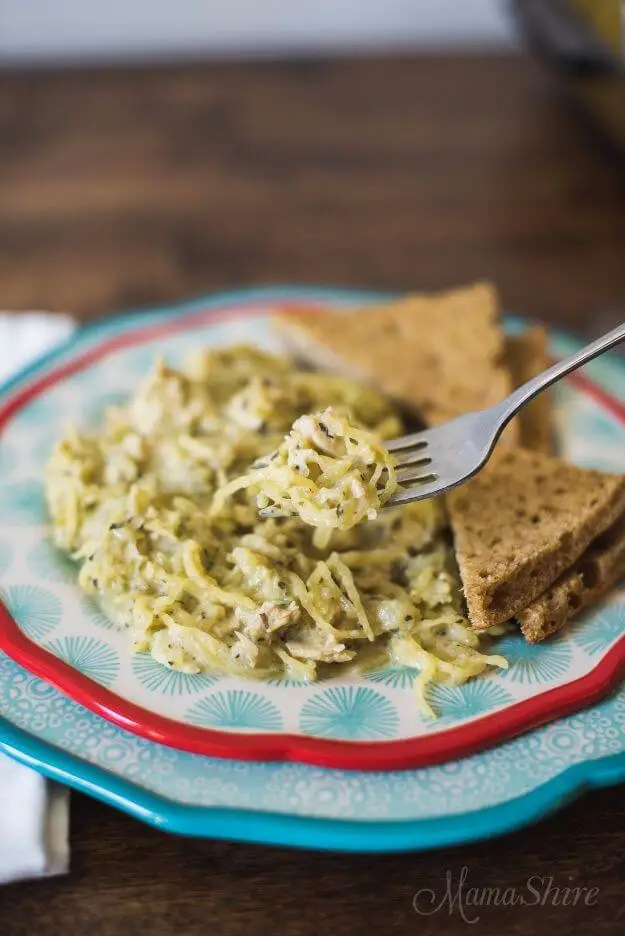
[386,431,439,500]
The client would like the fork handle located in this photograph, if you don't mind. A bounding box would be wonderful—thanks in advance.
[495,320,625,428]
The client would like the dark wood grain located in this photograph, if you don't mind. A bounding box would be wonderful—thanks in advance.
[0,54,624,330]
[1,53,625,936]
[1,786,624,936]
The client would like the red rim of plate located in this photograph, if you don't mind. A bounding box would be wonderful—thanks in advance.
[1,300,625,772]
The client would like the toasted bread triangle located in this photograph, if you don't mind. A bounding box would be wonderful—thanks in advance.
[446,449,625,630]
[517,511,625,642]
[275,282,514,431]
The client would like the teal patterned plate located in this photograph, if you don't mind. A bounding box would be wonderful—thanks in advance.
[0,288,624,848]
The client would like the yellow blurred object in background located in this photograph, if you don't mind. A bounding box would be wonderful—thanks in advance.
[571,0,623,58]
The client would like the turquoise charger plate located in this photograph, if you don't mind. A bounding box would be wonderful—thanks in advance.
[0,286,625,851]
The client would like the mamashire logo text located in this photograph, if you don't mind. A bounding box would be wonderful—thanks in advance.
[413,865,599,925]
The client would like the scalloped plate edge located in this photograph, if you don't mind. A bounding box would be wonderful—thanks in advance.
[0,711,624,851]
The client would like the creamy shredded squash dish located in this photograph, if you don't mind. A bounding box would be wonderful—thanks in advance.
[45,345,505,714]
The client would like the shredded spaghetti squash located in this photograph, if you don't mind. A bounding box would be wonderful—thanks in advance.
[212,406,398,537]
[44,346,505,714]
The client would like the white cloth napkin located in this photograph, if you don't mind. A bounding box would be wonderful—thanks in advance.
[0,311,75,883]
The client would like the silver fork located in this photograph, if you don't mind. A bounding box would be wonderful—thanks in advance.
[386,321,625,508]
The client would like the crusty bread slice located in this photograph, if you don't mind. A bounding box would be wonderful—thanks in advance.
[504,326,553,454]
[517,511,625,642]
[502,327,625,641]
[447,448,625,630]
[275,282,516,436]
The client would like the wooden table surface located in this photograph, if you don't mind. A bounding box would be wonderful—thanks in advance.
[1,53,625,935]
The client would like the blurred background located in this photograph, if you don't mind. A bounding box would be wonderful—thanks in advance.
[0,0,623,330]
[1,3,625,929]
[0,0,514,61]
